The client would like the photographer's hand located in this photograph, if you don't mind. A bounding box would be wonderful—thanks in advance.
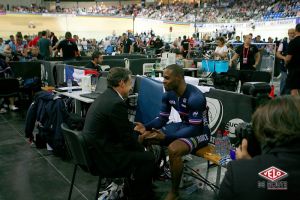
[236,139,252,160]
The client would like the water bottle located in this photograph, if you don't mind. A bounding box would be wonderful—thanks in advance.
[67,78,72,93]
[223,130,231,157]
[216,130,231,157]
[214,130,223,156]
[151,64,156,78]
[44,71,48,87]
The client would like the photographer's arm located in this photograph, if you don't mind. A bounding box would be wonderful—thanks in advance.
[236,139,252,160]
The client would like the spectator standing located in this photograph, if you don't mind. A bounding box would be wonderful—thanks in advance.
[38,30,52,60]
[230,34,260,70]
[56,31,79,61]
[50,32,58,47]
[284,24,300,96]
[276,28,295,95]
[122,33,133,54]
[181,35,190,58]
[214,37,228,60]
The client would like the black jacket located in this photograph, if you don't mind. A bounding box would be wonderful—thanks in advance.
[83,87,143,175]
[218,140,300,200]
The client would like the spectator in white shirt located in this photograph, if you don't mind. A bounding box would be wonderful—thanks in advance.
[81,37,88,51]
[214,37,228,60]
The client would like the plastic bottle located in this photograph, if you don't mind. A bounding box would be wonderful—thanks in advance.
[151,64,156,78]
[214,130,223,156]
[44,71,48,87]
[222,130,231,157]
[216,130,231,157]
[67,78,72,93]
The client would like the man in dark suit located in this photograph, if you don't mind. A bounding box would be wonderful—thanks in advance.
[83,67,155,200]
[219,96,300,200]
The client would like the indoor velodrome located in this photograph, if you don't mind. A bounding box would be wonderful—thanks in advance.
[0,13,296,40]
[0,1,300,200]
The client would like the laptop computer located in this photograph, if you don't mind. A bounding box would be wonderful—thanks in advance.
[80,77,108,99]
[56,86,82,92]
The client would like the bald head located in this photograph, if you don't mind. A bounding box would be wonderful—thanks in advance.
[244,34,252,45]
[288,28,295,40]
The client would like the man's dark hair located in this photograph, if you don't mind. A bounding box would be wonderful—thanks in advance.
[41,31,47,36]
[65,31,72,39]
[92,51,102,60]
[252,96,300,147]
[165,64,184,78]
[296,24,300,32]
[107,67,131,87]
[16,32,22,39]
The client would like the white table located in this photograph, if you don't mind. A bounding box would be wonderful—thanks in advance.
[55,90,138,118]
[54,90,94,115]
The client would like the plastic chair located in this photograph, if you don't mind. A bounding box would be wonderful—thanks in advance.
[62,123,132,200]
[61,123,102,200]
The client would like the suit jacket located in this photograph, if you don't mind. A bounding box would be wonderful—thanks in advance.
[83,87,143,175]
[218,140,300,200]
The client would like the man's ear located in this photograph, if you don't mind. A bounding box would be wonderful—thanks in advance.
[175,76,181,82]
[119,80,125,88]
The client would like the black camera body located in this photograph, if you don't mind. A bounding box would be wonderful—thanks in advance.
[235,123,261,157]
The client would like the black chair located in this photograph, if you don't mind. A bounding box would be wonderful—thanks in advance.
[102,59,126,68]
[9,61,41,79]
[251,71,271,83]
[0,78,19,97]
[61,123,102,200]
[128,58,160,75]
[239,70,271,84]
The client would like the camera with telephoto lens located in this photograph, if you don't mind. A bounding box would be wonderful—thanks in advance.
[235,122,261,157]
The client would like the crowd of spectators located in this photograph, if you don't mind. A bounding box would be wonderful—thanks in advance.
[0,0,299,23]
[0,27,281,64]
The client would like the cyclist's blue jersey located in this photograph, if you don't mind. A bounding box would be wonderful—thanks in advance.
[145,84,210,140]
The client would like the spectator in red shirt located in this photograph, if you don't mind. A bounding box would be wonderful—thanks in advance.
[28,32,42,47]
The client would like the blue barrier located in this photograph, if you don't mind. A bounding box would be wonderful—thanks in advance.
[202,60,229,73]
